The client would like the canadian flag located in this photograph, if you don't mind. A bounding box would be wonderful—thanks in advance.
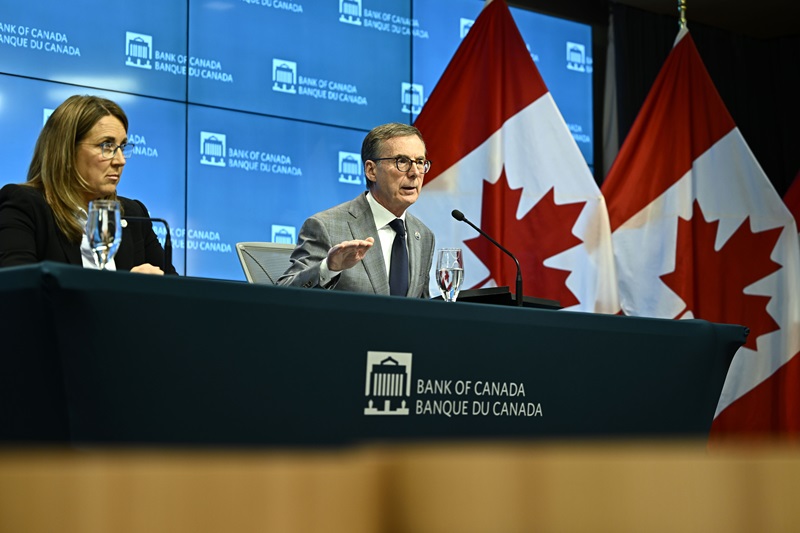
[602,28,800,438]
[784,172,800,230]
[412,0,618,313]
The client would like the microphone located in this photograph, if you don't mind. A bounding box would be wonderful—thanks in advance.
[121,216,173,272]
[451,209,523,307]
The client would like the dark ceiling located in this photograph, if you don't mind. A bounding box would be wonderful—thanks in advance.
[512,0,800,39]
[618,0,800,39]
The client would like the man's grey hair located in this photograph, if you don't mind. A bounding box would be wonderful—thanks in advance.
[361,123,425,189]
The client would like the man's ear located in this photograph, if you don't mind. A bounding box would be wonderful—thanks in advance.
[364,160,377,184]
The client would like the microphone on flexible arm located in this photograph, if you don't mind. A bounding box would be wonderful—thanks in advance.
[451,209,524,307]
[121,216,173,272]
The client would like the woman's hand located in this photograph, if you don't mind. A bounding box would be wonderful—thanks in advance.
[130,263,165,275]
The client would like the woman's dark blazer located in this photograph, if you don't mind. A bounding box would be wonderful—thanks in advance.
[0,183,176,274]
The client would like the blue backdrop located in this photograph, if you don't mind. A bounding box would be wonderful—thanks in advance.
[0,0,593,279]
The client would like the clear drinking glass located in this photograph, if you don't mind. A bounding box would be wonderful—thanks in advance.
[436,248,464,302]
[86,199,122,270]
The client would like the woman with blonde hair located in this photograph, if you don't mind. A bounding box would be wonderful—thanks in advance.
[0,95,175,274]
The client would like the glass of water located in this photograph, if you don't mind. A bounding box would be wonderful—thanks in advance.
[436,248,464,302]
[86,199,122,270]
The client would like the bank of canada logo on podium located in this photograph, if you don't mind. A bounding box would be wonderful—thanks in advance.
[339,0,362,25]
[364,351,412,416]
[272,59,297,94]
[338,151,363,185]
[200,131,226,167]
[125,32,153,69]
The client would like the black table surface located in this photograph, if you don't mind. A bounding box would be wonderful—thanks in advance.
[0,262,747,446]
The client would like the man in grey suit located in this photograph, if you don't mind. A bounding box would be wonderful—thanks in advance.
[277,123,435,298]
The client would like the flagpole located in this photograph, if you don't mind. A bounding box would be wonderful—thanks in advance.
[678,0,687,28]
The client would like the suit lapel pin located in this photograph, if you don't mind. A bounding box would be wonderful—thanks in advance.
[414,231,420,240]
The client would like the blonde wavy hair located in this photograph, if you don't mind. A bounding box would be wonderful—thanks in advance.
[25,95,127,243]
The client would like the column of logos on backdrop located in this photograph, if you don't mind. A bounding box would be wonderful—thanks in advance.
[565,41,592,147]
[338,0,430,115]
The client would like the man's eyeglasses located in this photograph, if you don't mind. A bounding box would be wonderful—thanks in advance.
[80,142,136,160]
[372,156,432,174]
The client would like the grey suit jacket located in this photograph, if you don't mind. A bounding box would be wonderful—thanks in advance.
[277,192,435,298]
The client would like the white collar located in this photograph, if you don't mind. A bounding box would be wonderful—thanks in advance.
[366,191,406,230]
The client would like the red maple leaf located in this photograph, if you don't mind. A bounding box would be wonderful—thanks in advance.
[660,200,782,350]
[465,168,586,306]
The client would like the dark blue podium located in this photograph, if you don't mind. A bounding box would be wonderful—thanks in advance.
[0,262,747,446]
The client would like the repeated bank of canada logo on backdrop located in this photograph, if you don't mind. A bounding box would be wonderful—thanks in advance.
[271,225,296,244]
[401,82,424,115]
[339,0,362,25]
[200,131,226,167]
[125,32,153,69]
[364,351,412,416]
[338,151,363,185]
[272,59,297,94]
[566,41,587,72]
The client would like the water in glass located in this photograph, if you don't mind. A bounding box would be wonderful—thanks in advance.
[436,248,464,302]
[86,199,122,270]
